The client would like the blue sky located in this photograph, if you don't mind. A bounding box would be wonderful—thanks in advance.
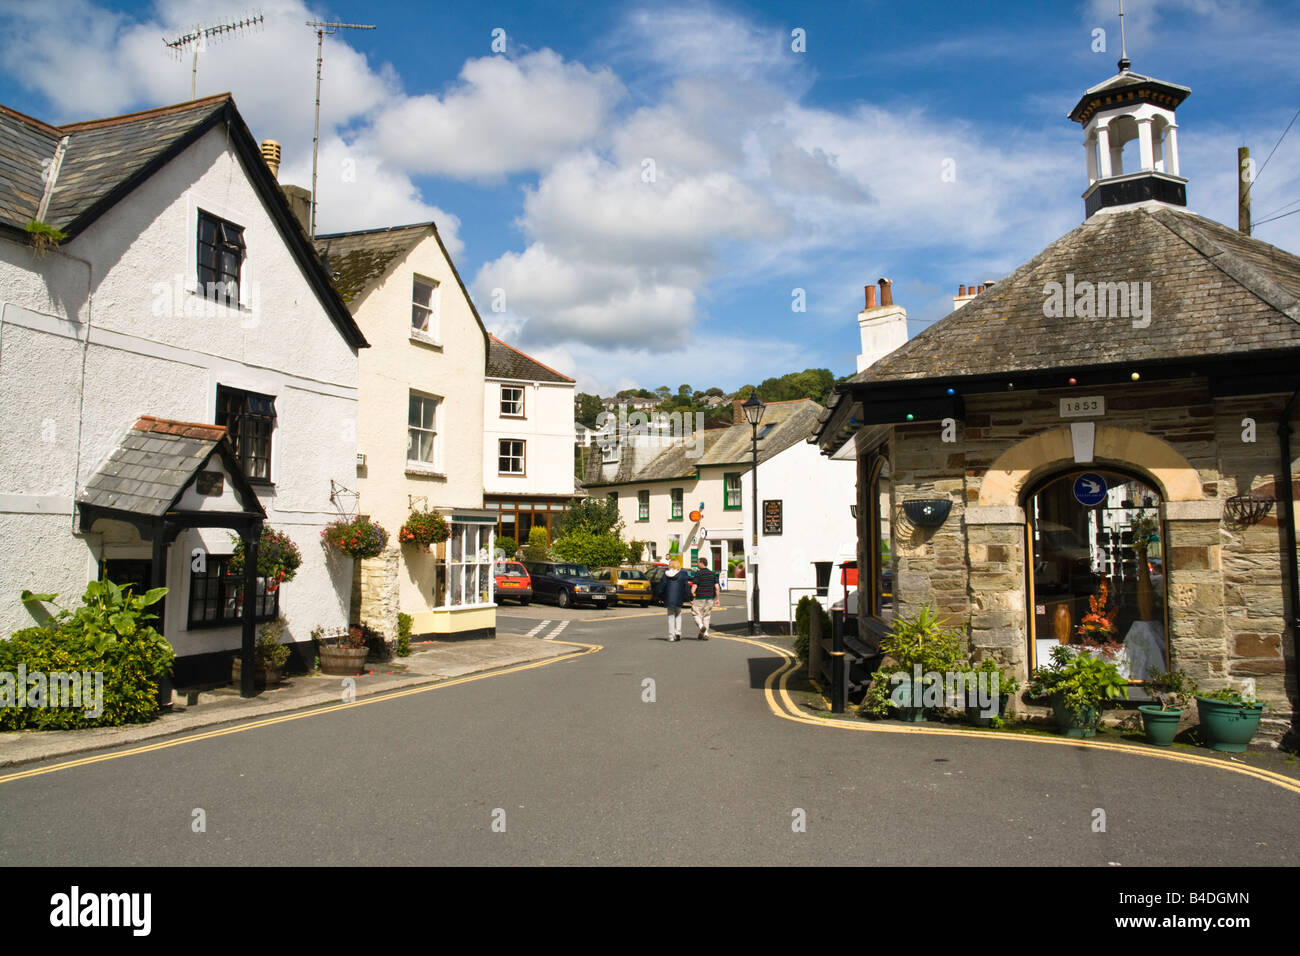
[1,0,1298,394]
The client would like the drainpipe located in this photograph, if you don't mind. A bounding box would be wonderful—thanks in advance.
[1278,388,1300,704]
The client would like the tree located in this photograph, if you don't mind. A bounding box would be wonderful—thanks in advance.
[575,392,604,428]
[553,532,627,569]
[522,526,554,562]
[553,496,624,539]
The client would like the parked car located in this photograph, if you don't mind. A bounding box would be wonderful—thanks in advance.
[645,564,670,605]
[593,567,652,607]
[493,561,532,605]
[524,561,615,609]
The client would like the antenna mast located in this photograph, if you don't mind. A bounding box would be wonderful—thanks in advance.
[164,14,264,100]
[306,19,377,239]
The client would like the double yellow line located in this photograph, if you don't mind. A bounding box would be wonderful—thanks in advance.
[0,640,602,785]
[719,635,1300,796]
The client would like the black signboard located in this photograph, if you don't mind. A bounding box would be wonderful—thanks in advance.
[762,499,782,535]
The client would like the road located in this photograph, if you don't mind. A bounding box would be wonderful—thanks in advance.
[1,600,1297,866]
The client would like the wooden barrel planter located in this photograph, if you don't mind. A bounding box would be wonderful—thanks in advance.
[231,658,283,688]
[319,644,369,676]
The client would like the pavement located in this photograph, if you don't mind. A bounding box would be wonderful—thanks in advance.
[0,632,582,769]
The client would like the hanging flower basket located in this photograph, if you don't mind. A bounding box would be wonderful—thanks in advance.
[399,509,450,550]
[321,516,389,559]
[228,527,302,592]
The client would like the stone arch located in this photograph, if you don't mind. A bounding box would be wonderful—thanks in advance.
[977,425,1202,508]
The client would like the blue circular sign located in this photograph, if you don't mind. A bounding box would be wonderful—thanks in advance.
[1072,472,1108,507]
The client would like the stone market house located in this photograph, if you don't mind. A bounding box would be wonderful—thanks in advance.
[313,223,496,640]
[0,95,367,687]
[814,61,1299,744]
[483,335,579,546]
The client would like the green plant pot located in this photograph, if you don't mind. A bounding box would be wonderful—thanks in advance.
[1137,704,1182,746]
[1196,697,1264,752]
[1050,693,1099,738]
[966,695,1011,728]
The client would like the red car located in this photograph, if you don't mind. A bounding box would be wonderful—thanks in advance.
[494,561,532,605]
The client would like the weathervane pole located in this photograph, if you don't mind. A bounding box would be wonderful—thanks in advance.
[1117,0,1130,71]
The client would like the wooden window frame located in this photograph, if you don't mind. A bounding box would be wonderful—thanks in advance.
[408,392,439,467]
[197,210,245,305]
[500,385,526,418]
[215,385,275,484]
[723,472,742,510]
[499,438,526,476]
[187,554,278,630]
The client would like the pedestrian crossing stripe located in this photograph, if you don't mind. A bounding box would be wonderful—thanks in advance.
[544,621,570,641]
[524,620,551,638]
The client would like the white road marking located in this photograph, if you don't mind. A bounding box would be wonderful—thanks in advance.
[525,620,551,639]
[544,621,570,641]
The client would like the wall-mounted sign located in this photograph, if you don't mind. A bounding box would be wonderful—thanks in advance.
[195,471,224,496]
[689,510,702,522]
[1060,396,1105,418]
[762,499,783,535]
[1072,472,1108,507]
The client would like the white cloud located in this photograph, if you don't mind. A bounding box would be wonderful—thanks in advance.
[365,50,624,180]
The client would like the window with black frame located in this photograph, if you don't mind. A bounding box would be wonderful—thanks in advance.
[197,210,245,304]
[216,386,275,482]
[871,458,895,621]
[187,554,278,628]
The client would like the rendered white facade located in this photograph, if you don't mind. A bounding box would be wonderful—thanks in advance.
[741,439,857,627]
[484,376,577,498]
[0,124,360,668]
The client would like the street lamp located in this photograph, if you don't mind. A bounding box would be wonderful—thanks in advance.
[742,392,766,635]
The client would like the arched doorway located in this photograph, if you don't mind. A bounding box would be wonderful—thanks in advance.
[1024,467,1166,680]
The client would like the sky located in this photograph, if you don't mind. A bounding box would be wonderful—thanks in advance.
[1,0,1298,395]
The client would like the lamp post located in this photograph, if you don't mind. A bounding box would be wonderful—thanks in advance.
[742,392,766,635]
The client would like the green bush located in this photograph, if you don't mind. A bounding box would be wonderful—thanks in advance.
[495,537,518,559]
[553,531,628,569]
[553,497,623,539]
[255,619,291,670]
[396,613,413,657]
[522,526,555,562]
[793,596,830,666]
[861,603,969,717]
[3,580,174,729]
[625,540,649,564]
[1027,645,1129,722]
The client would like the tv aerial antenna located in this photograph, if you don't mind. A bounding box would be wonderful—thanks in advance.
[164,13,265,100]
[305,19,377,238]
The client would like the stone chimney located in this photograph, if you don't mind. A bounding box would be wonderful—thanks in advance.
[856,276,908,374]
[261,138,313,234]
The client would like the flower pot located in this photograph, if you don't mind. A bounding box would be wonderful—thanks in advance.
[1196,697,1264,752]
[966,695,1011,728]
[1050,693,1100,738]
[231,658,282,687]
[1138,704,1181,746]
[319,644,369,676]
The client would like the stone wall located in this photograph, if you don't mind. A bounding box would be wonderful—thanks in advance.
[858,378,1298,743]
[356,547,400,640]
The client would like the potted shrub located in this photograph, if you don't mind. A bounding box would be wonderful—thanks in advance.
[232,618,291,687]
[860,604,967,722]
[1137,667,1196,746]
[1028,645,1129,737]
[1195,687,1265,752]
[399,509,450,551]
[321,516,389,559]
[228,526,302,591]
[962,658,1020,727]
[314,625,370,676]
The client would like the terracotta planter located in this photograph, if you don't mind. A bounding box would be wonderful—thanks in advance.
[319,644,369,676]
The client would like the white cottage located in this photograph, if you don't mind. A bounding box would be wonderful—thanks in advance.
[0,95,367,688]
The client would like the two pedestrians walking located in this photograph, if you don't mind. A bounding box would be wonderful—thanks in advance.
[655,557,721,641]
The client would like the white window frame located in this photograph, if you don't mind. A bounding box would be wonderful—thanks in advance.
[499,438,525,476]
[411,275,440,344]
[436,518,496,609]
[408,391,440,471]
[500,385,525,418]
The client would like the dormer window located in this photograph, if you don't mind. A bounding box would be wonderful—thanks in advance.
[198,211,245,305]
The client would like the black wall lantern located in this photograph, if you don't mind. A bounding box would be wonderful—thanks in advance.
[903,498,952,528]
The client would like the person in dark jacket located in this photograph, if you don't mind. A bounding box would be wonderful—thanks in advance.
[655,559,692,641]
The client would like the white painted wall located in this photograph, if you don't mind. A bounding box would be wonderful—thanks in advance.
[484,378,576,498]
[741,439,857,626]
[347,232,489,621]
[0,124,359,658]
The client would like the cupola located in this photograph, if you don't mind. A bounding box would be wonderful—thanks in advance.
[1070,52,1191,218]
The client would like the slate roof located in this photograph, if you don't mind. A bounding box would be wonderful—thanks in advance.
[77,416,263,519]
[313,223,431,304]
[585,399,824,486]
[487,335,575,384]
[0,95,367,349]
[850,206,1300,387]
